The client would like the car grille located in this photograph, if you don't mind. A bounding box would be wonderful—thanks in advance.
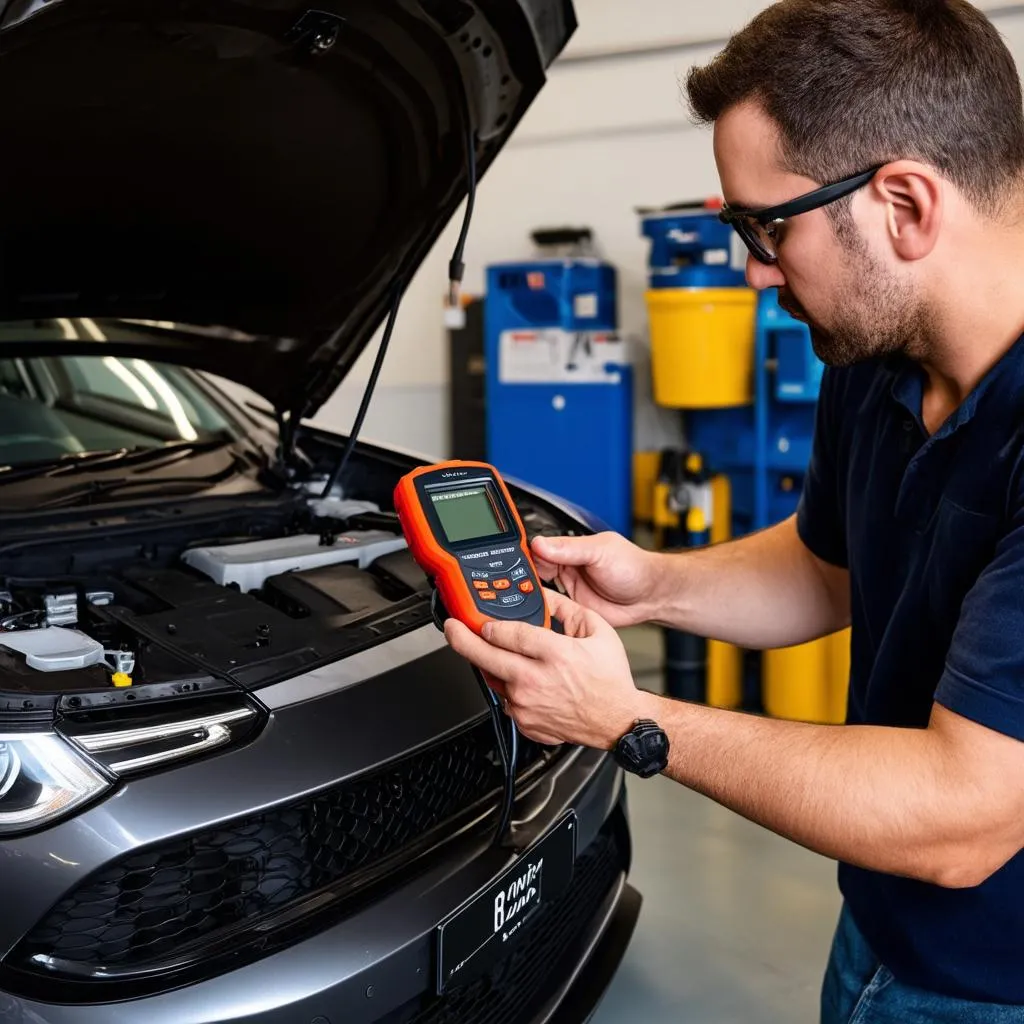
[14,721,553,978]
[382,818,628,1024]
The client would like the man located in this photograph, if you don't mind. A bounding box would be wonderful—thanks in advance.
[444,0,1024,1019]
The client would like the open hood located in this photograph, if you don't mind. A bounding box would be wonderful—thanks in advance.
[0,0,574,417]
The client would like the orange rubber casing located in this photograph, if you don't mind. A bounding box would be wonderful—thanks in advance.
[393,460,550,635]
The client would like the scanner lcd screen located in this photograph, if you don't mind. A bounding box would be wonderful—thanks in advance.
[430,486,503,544]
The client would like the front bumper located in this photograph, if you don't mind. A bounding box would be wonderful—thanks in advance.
[0,744,637,1024]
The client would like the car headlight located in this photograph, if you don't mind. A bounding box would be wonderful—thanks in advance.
[0,734,109,836]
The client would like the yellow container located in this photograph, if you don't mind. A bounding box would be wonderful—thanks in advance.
[645,287,757,408]
[632,451,661,525]
[706,472,742,708]
[826,628,851,722]
[707,640,742,709]
[762,627,852,724]
[709,474,731,546]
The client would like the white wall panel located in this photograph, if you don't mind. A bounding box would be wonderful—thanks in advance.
[562,0,766,58]
[513,46,721,142]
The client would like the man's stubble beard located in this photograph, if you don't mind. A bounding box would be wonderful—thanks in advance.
[798,225,934,369]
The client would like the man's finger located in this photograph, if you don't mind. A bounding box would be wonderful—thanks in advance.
[513,721,563,746]
[543,588,602,638]
[484,618,562,660]
[444,618,527,682]
[481,672,508,700]
[530,554,560,581]
[531,534,602,568]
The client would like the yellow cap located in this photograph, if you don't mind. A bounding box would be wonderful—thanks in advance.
[686,453,703,474]
[111,673,133,688]
[686,506,708,533]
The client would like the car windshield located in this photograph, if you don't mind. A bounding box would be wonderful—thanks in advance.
[0,333,235,468]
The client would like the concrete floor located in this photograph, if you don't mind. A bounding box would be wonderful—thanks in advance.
[590,626,842,1024]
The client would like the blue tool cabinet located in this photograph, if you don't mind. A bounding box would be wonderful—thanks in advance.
[484,259,633,536]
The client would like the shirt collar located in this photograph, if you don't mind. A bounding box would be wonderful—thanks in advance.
[887,332,1024,439]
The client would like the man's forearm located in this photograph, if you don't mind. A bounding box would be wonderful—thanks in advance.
[632,691,1017,888]
[646,514,850,648]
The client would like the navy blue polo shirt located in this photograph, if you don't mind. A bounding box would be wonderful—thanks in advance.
[797,334,1024,1004]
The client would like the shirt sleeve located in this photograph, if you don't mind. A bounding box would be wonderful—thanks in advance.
[934,500,1024,742]
[796,366,849,568]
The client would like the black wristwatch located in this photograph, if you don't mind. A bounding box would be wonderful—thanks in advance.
[612,719,669,778]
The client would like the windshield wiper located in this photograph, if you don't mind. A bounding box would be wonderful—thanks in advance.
[27,458,247,511]
[0,434,238,486]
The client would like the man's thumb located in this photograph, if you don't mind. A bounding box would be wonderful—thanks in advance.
[532,533,600,566]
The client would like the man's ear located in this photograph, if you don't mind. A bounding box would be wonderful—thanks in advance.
[870,160,943,261]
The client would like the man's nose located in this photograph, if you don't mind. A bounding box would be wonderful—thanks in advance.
[746,253,786,290]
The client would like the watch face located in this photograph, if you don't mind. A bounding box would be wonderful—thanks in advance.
[616,721,668,777]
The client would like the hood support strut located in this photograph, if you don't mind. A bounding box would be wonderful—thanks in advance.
[310,116,479,495]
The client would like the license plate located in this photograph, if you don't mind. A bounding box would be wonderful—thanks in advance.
[436,811,577,993]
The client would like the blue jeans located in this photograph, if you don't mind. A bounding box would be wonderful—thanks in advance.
[820,903,1024,1023]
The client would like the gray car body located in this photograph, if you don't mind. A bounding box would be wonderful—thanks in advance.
[1,619,634,1023]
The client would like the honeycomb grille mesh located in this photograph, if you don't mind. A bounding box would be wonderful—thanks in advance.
[19,724,547,973]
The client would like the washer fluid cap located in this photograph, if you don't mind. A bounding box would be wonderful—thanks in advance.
[0,626,105,672]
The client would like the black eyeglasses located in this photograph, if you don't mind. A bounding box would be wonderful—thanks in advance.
[718,166,882,265]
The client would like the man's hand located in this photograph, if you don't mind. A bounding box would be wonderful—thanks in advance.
[443,589,645,749]
[529,532,663,628]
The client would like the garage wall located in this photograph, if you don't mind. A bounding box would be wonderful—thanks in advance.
[310,0,1024,458]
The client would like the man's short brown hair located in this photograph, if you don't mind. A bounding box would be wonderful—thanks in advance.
[686,0,1024,213]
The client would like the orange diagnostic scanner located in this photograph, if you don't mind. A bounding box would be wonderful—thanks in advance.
[394,461,550,635]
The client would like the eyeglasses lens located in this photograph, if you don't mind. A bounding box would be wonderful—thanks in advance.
[737,216,777,264]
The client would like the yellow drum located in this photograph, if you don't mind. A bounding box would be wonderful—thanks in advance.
[706,473,742,709]
[762,629,851,724]
[707,640,742,709]
[645,287,758,408]
[632,451,661,525]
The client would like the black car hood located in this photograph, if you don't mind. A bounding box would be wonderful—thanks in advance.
[0,0,574,416]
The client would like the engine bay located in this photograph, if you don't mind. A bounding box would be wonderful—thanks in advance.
[0,483,573,710]
[0,500,438,706]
